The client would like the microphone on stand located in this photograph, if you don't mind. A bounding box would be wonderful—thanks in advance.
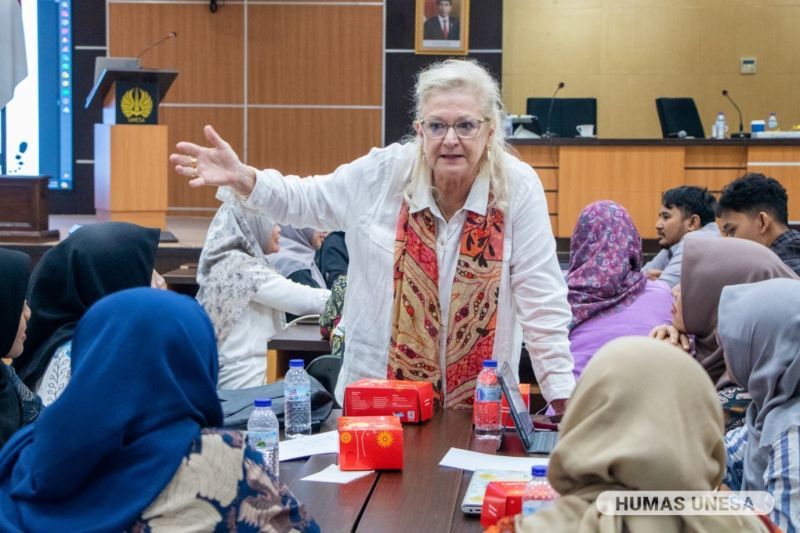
[137,32,178,66]
[722,89,749,139]
[542,82,566,139]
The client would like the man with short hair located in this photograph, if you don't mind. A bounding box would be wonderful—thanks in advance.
[642,186,720,287]
[423,0,460,40]
[717,173,800,275]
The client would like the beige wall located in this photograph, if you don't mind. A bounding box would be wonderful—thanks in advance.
[503,0,800,138]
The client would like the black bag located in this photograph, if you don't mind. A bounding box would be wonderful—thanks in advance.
[218,375,334,430]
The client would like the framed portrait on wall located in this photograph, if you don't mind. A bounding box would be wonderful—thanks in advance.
[415,0,469,55]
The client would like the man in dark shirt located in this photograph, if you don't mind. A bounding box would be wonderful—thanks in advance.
[423,0,460,40]
[717,173,800,275]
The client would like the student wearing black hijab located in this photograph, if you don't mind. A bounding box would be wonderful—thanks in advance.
[13,222,162,402]
[0,248,40,448]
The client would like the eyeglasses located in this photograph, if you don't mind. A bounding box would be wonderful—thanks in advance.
[419,118,487,139]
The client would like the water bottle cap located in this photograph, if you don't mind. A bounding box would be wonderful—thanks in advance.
[532,465,548,477]
[482,360,498,368]
[289,359,304,368]
[254,397,272,408]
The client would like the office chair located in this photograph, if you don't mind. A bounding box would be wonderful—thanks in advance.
[655,98,705,138]
[526,97,597,138]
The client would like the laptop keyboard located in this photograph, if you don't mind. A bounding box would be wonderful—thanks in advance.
[530,431,559,454]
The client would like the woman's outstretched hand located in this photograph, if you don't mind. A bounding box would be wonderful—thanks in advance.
[170,125,256,197]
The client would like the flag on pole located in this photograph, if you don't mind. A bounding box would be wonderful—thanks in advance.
[0,0,28,109]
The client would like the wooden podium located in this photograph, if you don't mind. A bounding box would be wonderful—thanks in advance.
[86,66,177,230]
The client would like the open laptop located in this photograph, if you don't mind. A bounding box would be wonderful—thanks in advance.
[497,362,559,454]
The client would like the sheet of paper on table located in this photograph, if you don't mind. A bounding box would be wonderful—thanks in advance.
[279,430,339,461]
[300,464,374,484]
[439,448,549,472]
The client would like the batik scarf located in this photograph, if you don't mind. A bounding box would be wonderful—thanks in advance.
[566,200,647,328]
[719,279,800,492]
[387,197,504,409]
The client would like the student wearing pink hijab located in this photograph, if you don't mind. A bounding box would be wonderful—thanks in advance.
[566,201,672,378]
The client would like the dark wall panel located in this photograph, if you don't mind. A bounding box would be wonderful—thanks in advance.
[383,0,502,145]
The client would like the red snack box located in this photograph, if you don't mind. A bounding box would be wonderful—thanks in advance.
[338,416,403,471]
[480,481,528,528]
[501,384,530,428]
[344,379,434,423]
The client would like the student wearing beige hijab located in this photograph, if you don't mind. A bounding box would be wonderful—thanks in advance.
[509,337,772,533]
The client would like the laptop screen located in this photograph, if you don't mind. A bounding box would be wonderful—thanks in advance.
[498,362,535,437]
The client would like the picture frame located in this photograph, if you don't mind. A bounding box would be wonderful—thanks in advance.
[415,0,469,56]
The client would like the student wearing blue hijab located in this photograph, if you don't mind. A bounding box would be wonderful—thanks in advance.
[0,288,318,532]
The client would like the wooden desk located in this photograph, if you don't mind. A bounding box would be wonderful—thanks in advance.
[511,138,800,239]
[282,409,531,532]
[163,264,199,297]
[266,324,331,384]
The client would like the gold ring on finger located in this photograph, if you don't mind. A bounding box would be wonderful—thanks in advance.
[189,156,198,168]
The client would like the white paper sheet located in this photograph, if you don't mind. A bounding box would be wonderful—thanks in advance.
[300,464,374,484]
[439,448,549,472]
[279,431,339,461]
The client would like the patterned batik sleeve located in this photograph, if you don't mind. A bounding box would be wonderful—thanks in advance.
[723,425,748,490]
[765,426,800,533]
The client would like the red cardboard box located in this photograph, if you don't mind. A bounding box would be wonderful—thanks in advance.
[338,416,403,471]
[344,379,434,423]
[501,384,530,428]
[480,481,528,527]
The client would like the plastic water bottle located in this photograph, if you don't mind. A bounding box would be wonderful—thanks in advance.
[521,465,558,516]
[767,112,779,132]
[247,398,279,475]
[713,112,728,139]
[473,360,502,439]
[503,115,514,138]
[284,359,312,438]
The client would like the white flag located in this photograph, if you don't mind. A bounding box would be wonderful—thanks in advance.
[0,0,28,109]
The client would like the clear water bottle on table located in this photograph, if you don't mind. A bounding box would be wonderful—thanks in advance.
[522,465,558,516]
[247,397,280,476]
[473,360,502,439]
[713,112,728,139]
[767,112,779,132]
[285,358,312,438]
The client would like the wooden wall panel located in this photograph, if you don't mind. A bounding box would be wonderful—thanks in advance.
[248,4,383,105]
[685,146,747,169]
[536,168,558,190]
[747,146,800,222]
[504,1,800,138]
[109,4,245,104]
[683,169,743,193]
[160,107,245,213]
[514,144,558,168]
[248,108,382,177]
[558,146,685,238]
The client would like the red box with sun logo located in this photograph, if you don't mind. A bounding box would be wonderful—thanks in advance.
[338,416,403,471]
[343,379,434,423]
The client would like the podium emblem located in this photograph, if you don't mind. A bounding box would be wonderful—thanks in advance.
[115,81,159,124]
[120,87,154,123]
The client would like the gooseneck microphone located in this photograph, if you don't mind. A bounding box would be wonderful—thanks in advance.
[722,89,749,139]
[137,32,178,64]
[543,82,566,139]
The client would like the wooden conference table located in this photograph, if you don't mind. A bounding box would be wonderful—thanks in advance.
[280,409,534,532]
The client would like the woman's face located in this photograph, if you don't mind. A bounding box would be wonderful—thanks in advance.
[265,224,281,254]
[415,89,493,188]
[7,302,31,359]
[671,283,686,333]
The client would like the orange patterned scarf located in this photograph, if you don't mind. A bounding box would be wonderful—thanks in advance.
[387,198,504,409]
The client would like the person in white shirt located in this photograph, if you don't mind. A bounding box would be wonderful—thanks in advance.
[423,0,460,40]
[196,192,330,389]
[172,59,574,412]
[642,185,720,288]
